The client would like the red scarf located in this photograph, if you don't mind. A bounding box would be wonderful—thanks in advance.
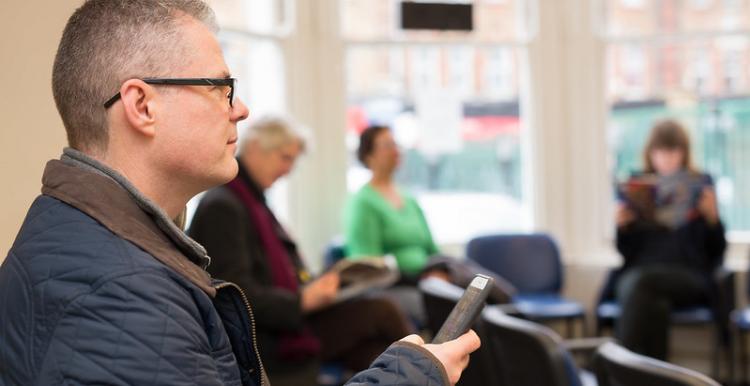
[226,177,320,361]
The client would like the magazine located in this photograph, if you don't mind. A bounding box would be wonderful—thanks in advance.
[327,255,400,304]
[617,171,709,229]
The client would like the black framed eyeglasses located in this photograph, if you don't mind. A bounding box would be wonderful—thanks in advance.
[103,77,236,108]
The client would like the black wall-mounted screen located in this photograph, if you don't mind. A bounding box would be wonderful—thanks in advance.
[400,2,473,31]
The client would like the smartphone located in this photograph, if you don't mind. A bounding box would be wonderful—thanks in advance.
[432,274,494,344]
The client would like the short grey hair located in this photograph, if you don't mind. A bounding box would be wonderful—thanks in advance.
[52,0,218,154]
[241,115,308,154]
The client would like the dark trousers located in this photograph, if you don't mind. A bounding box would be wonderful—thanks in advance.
[309,297,413,371]
[615,265,708,360]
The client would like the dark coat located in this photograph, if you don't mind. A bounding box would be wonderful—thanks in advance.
[189,162,452,385]
[189,164,310,370]
[0,160,265,385]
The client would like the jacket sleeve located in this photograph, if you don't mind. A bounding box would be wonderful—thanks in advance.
[345,342,449,386]
[190,195,305,332]
[699,174,727,265]
[707,221,727,261]
[697,217,727,270]
[615,220,654,266]
[344,197,385,259]
[35,270,232,386]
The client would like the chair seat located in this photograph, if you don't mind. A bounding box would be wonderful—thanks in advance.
[732,307,750,330]
[579,369,598,386]
[597,301,714,324]
[318,362,350,386]
[514,294,585,320]
[596,301,621,320]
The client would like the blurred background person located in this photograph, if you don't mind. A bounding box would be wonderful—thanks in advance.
[344,125,515,329]
[189,116,412,386]
[345,125,439,280]
[612,119,726,360]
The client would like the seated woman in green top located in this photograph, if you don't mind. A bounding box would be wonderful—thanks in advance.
[345,125,441,280]
[345,127,515,324]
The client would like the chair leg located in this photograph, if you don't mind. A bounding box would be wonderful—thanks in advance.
[727,327,739,386]
[711,336,719,381]
[566,318,574,338]
[742,330,748,386]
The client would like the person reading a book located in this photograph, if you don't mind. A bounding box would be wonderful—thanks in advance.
[189,115,413,385]
[613,119,726,360]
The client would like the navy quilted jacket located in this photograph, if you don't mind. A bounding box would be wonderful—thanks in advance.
[0,157,449,386]
[0,195,266,385]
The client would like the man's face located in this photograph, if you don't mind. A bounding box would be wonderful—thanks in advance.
[153,17,249,192]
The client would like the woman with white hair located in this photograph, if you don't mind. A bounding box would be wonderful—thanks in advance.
[189,115,412,385]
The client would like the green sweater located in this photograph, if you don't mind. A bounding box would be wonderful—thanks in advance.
[344,184,439,276]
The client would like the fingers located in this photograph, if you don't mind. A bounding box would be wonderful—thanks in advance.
[616,207,635,227]
[321,272,340,287]
[450,330,481,355]
[399,334,425,345]
[329,272,341,288]
[699,187,720,225]
[409,331,481,385]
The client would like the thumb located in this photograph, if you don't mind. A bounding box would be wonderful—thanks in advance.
[399,334,425,345]
[447,330,481,354]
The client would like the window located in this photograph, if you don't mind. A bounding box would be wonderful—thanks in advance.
[187,0,291,227]
[620,0,646,9]
[340,0,534,243]
[602,0,750,236]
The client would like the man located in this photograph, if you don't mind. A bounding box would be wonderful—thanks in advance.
[0,1,479,385]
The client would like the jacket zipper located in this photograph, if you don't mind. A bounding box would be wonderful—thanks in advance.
[214,282,267,386]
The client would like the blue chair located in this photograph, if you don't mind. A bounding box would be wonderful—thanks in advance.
[594,341,720,386]
[595,267,734,379]
[594,269,725,332]
[482,306,597,386]
[730,308,750,385]
[729,262,750,385]
[317,362,352,386]
[323,236,347,270]
[466,233,585,336]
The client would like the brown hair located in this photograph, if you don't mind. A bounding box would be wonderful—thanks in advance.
[52,0,217,154]
[642,119,696,173]
[357,125,390,168]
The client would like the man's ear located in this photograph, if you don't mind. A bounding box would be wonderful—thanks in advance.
[119,79,158,138]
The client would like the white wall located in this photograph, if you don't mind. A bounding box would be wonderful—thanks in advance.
[0,1,79,260]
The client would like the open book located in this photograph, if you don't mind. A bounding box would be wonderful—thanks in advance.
[328,255,400,304]
[617,172,709,229]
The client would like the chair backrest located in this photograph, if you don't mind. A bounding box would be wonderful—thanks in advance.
[418,278,502,386]
[482,306,583,386]
[466,233,563,294]
[594,342,721,386]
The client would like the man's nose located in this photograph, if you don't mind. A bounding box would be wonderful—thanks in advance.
[231,97,250,122]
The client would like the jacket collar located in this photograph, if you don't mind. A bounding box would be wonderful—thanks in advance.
[41,151,216,297]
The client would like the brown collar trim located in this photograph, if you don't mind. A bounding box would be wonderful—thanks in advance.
[41,159,216,297]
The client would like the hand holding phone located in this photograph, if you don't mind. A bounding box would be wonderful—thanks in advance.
[432,274,494,344]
